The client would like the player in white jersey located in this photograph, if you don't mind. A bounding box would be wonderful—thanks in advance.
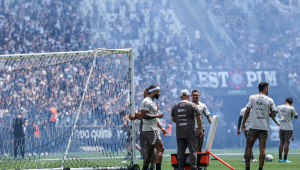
[237,105,257,163]
[140,84,166,170]
[242,82,276,170]
[129,87,166,170]
[191,90,212,153]
[276,97,298,163]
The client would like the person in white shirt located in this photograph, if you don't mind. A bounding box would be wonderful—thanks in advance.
[237,104,257,163]
[140,84,167,170]
[191,90,212,152]
[242,82,276,170]
[276,97,298,163]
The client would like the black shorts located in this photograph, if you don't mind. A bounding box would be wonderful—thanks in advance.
[248,129,269,139]
[280,130,294,142]
[143,130,162,145]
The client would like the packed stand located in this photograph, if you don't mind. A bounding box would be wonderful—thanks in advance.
[0,0,224,130]
[209,0,300,94]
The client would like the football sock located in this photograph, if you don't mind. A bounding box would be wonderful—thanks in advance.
[245,167,250,170]
[156,163,161,170]
[142,166,148,170]
[279,154,282,159]
[284,155,287,160]
[252,154,254,159]
[259,167,262,170]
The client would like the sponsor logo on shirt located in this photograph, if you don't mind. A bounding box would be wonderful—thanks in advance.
[178,115,186,117]
[178,109,186,112]
[256,101,264,106]
[178,119,187,121]
[179,123,187,126]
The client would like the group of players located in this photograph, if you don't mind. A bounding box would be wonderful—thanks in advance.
[237,82,298,170]
[128,84,212,170]
[128,82,298,170]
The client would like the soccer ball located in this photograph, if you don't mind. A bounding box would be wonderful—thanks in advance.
[265,154,273,162]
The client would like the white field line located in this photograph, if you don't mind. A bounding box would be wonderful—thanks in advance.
[1,153,300,162]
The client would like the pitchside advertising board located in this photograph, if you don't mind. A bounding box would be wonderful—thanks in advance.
[196,69,280,95]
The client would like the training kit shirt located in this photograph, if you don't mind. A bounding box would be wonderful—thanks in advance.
[246,94,276,131]
[140,97,158,131]
[276,104,297,130]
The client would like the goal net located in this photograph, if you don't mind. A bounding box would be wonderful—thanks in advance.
[0,49,137,169]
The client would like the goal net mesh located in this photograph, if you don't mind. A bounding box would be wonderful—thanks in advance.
[0,49,134,169]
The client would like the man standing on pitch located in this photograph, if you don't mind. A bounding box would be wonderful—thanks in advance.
[191,90,211,152]
[140,84,166,170]
[129,87,166,170]
[276,97,298,163]
[171,89,203,170]
[237,104,257,162]
[242,82,276,170]
[13,113,28,160]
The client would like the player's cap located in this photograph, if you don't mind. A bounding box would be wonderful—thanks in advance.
[180,89,190,96]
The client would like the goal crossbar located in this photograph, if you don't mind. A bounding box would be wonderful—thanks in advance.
[0,49,132,60]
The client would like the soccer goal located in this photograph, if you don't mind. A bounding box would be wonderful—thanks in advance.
[0,49,139,170]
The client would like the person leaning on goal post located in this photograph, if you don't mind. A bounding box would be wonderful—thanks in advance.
[140,84,167,170]
[129,87,163,170]
[171,89,203,170]
[276,97,298,163]
[242,82,276,170]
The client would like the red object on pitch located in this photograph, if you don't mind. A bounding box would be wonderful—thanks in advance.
[171,152,235,170]
[171,152,209,170]
[207,151,235,170]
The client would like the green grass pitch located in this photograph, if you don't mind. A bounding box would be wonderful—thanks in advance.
[136,148,300,170]
[1,148,300,169]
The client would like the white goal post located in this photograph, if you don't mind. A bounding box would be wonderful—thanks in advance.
[0,48,138,170]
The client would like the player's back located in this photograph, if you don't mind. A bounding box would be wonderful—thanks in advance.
[247,94,276,131]
[276,104,297,130]
[171,101,199,138]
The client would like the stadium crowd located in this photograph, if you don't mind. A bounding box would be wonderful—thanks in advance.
[212,0,300,94]
[0,0,224,129]
[0,0,298,161]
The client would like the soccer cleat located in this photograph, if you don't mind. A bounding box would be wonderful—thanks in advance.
[41,153,44,156]
[283,159,291,163]
[22,157,27,160]
[278,159,282,162]
[242,158,245,162]
[33,152,37,156]
[252,158,257,162]
[140,156,143,160]
[28,153,32,157]
[45,152,49,155]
